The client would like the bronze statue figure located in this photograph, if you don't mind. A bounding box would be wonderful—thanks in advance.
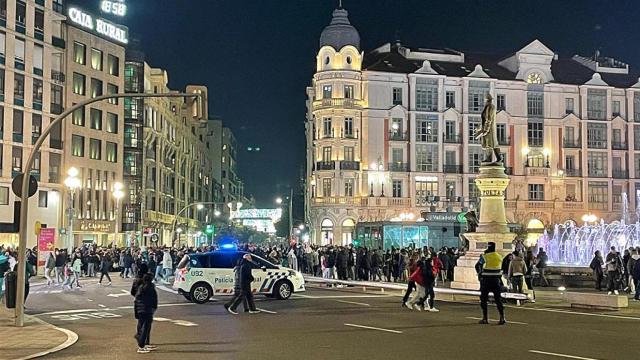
[474,93,502,163]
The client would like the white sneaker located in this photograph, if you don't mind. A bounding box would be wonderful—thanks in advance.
[608,291,613,295]
[406,303,415,310]
[227,308,238,315]
[144,345,157,351]
[249,310,261,314]
[614,290,619,295]
[107,282,112,286]
[415,306,422,312]
[428,307,440,312]
[137,348,150,354]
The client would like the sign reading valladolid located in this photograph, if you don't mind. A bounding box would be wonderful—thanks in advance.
[68,7,128,44]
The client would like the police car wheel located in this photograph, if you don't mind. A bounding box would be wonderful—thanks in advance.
[274,280,292,300]
[190,283,212,304]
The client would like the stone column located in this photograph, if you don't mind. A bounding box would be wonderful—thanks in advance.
[451,164,516,290]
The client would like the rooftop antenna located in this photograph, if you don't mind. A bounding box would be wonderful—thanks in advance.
[338,0,343,9]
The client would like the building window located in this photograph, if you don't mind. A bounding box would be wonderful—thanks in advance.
[445,91,455,108]
[528,184,544,201]
[106,112,118,133]
[344,178,354,197]
[344,146,354,162]
[468,179,480,203]
[322,146,331,163]
[588,182,608,205]
[107,54,119,76]
[416,144,438,172]
[468,117,481,144]
[72,107,85,126]
[344,117,353,137]
[322,178,332,197]
[15,1,25,25]
[0,186,8,205]
[13,109,23,136]
[587,152,607,177]
[587,89,606,120]
[91,78,103,98]
[565,98,574,114]
[527,120,544,147]
[74,42,86,65]
[322,85,332,99]
[38,190,48,208]
[587,123,607,148]
[322,117,332,137]
[416,80,438,111]
[392,180,402,198]
[90,138,102,160]
[90,108,102,130]
[33,44,43,72]
[0,69,4,96]
[446,181,456,200]
[14,73,24,101]
[91,48,103,70]
[444,121,456,141]
[497,123,507,144]
[497,94,506,111]
[72,135,84,157]
[34,8,44,32]
[344,85,354,99]
[527,92,544,117]
[73,73,85,95]
[12,146,22,172]
[32,114,42,139]
[469,148,483,173]
[612,100,621,116]
[33,78,43,104]
[468,81,489,113]
[107,84,118,104]
[565,155,575,170]
[416,115,437,142]
[14,37,25,66]
[634,93,640,121]
[392,87,402,105]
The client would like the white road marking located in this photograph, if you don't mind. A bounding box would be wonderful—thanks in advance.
[35,308,105,316]
[117,305,134,309]
[335,300,371,307]
[256,308,277,314]
[294,294,392,299]
[465,316,528,325]
[158,302,195,308]
[514,306,640,321]
[528,350,603,360]
[107,289,130,298]
[153,317,172,322]
[87,299,93,302]
[156,285,179,294]
[172,320,198,327]
[98,304,107,308]
[344,323,402,334]
[50,312,122,321]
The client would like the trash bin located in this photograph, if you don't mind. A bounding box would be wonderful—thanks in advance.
[4,271,17,309]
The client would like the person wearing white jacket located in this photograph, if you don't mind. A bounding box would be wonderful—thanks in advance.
[162,250,173,281]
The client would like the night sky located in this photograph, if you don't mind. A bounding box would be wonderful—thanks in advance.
[75,1,640,206]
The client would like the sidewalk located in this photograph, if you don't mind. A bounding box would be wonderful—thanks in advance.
[0,307,78,360]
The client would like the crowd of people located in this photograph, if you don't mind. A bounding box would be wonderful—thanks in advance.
[589,246,640,300]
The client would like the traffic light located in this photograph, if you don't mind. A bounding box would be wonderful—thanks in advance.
[205,224,214,235]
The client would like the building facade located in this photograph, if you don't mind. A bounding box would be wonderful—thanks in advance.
[0,0,66,248]
[306,6,640,246]
[64,22,125,246]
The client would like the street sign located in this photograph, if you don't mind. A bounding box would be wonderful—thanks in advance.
[11,173,38,198]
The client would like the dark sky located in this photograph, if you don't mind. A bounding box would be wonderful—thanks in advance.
[76,1,640,207]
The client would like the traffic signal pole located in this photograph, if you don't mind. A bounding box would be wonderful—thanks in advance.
[14,92,205,327]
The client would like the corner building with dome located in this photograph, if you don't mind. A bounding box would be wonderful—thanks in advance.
[305,5,640,248]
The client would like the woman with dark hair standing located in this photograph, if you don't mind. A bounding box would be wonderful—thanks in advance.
[132,264,157,353]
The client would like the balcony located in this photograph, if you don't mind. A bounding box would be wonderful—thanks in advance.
[563,138,581,148]
[612,169,628,179]
[525,167,550,176]
[587,139,607,149]
[612,141,628,150]
[51,70,65,83]
[588,202,608,210]
[443,134,462,144]
[498,137,511,146]
[564,168,582,177]
[359,197,412,207]
[588,169,607,178]
[388,162,409,172]
[527,200,554,210]
[340,161,360,170]
[388,131,408,141]
[315,161,335,171]
[312,98,362,110]
[443,165,463,174]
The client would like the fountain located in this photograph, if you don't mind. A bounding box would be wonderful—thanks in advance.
[540,192,640,266]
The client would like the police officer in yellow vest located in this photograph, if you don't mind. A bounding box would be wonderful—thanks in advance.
[476,242,506,325]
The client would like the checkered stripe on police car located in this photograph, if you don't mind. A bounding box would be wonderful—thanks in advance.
[259,271,289,293]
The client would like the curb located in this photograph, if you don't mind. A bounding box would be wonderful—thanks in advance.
[14,316,79,360]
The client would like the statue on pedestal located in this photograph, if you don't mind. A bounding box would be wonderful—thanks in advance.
[474,94,503,164]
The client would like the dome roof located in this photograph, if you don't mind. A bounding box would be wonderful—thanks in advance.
[319,8,360,51]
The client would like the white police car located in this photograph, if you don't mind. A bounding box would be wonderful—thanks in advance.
[173,250,305,304]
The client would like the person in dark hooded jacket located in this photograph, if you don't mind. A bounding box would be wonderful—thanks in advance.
[132,271,157,353]
[420,257,438,312]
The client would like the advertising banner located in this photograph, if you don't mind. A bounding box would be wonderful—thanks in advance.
[37,228,56,267]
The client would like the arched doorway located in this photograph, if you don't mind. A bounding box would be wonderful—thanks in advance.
[320,218,334,245]
[342,219,355,245]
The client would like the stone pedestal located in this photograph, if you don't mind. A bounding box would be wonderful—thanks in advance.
[451,164,516,290]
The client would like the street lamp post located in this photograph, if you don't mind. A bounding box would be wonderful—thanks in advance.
[63,167,81,252]
[171,201,218,248]
[522,147,530,168]
[13,91,205,327]
[112,182,124,246]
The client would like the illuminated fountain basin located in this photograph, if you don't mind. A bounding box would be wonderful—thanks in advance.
[537,220,640,267]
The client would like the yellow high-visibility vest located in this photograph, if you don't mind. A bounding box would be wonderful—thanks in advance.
[482,252,503,276]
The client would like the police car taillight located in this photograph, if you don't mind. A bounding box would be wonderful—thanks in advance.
[176,268,188,282]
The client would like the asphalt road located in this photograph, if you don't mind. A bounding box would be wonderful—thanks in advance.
[23,275,639,360]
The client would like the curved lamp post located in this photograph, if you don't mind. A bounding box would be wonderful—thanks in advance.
[170,201,218,248]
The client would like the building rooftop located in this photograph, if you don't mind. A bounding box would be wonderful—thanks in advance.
[319,7,360,51]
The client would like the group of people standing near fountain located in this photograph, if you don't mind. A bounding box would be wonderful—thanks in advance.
[589,246,640,300]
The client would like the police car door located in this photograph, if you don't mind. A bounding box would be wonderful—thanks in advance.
[250,255,280,294]
[209,252,240,296]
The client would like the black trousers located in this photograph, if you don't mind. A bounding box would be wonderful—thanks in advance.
[402,281,416,303]
[607,271,619,292]
[423,283,435,309]
[99,271,111,283]
[228,288,257,312]
[135,314,153,348]
[480,276,504,319]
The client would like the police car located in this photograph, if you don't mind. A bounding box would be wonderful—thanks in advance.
[173,250,305,304]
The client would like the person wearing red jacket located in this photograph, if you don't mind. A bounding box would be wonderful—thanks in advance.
[431,253,443,285]
[406,260,425,310]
